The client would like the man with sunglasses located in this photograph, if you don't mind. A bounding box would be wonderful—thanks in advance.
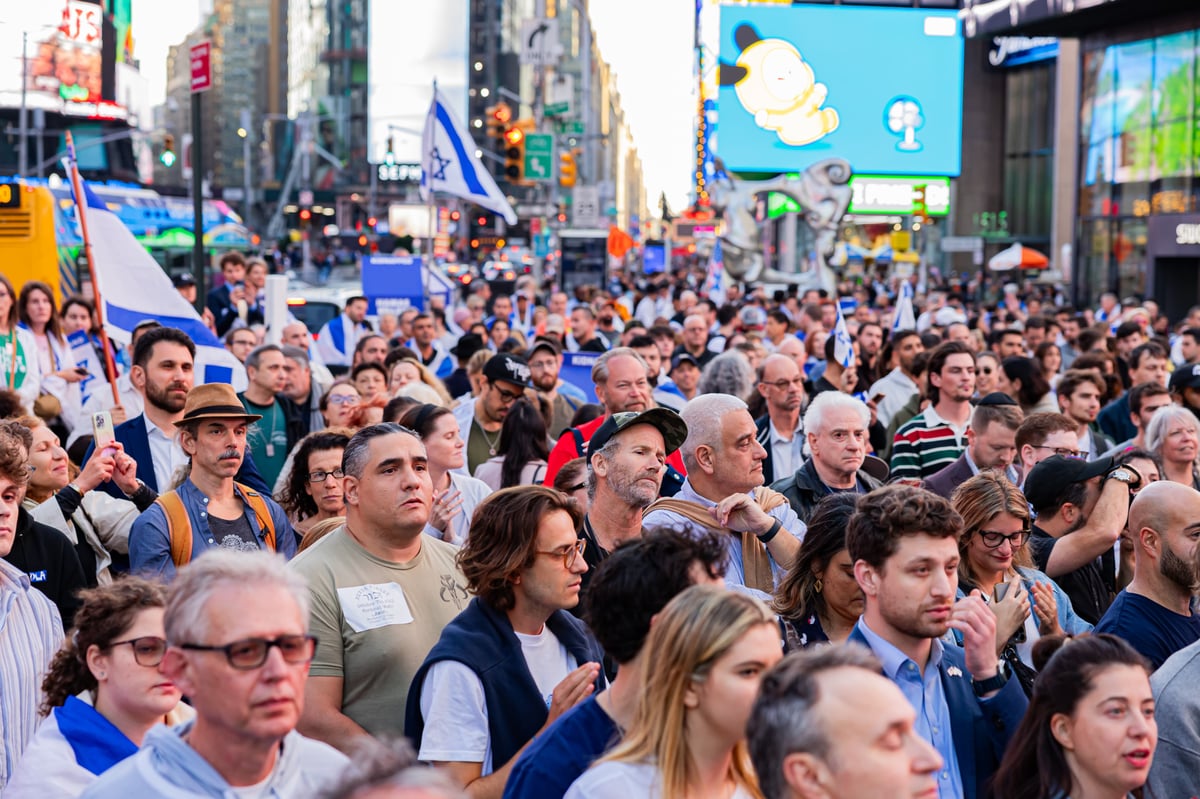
[81,550,348,797]
[1024,454,1139,625]
[407,486,604,797]
[451,354,534,476]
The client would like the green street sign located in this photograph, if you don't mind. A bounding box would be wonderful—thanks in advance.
[557,120,584,136]
[545,102,569,116]
[524,133,554,181]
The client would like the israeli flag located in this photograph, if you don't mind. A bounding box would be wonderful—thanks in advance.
[893,280,917,333]
[65,172,247,390]
[833,304,855,370]
[705,238,727,307]
[420,87,517,224]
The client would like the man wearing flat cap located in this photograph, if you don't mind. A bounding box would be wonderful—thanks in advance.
[923,394,1024,499]
[128,383,296,579]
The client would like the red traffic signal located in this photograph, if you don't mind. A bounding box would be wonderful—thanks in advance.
[504,127,524,146]
[298,208,312,221]
[367,216,378,228]
[492,103,512,124]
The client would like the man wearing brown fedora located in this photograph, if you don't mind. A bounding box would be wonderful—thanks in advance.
[128,383,296,579]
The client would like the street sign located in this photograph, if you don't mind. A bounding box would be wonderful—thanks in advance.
[546,74,573,117]
[524,134,553,181]
[574,185,602,228]
[557,120,584,136]
[190,40,212,93]
[520,18,562,66]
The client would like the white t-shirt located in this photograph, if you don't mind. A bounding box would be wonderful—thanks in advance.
[417,624,577,774]
[565,760,757,799]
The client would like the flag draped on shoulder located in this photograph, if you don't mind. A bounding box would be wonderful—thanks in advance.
[893,280,917,332]
[420,87,517,224]
[64,156,247,390]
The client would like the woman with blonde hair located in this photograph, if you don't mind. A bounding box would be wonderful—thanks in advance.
[565,585,783,799]
[388,356,452,406]
[1145,404,1200,490]
[5,578,193,797]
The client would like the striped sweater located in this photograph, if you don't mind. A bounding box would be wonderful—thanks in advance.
[890,406,969,480]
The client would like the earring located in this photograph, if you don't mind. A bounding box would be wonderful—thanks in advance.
[814,578,823,594]
[97,671,106,679]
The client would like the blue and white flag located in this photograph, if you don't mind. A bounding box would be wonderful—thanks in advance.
[833,304,855,370]
[65,153,247,390]
[420,87,517,224]
[704,238,727,307]
[893,280,917,333]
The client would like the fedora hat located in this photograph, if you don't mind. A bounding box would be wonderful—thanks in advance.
[175,383,262,426]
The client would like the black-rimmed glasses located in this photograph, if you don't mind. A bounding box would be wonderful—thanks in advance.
[978,530,1031,549]
[180,634,317,670]
[535,539,587,569]
[307,468,344,483]
[109,636,168,667]
[1032,445,1086,460]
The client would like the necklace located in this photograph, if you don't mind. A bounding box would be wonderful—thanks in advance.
[475,418,500,456]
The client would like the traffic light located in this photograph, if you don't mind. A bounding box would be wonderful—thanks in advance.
[298,208,312,227]
[913,185,929,224]
[503,126,525,182]
[385,135,395,165]
[160,134,176,167]
[558,147,579,188]
[485,103,511,151]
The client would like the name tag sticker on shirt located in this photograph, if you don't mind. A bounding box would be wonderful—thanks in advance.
[338,582,414,632]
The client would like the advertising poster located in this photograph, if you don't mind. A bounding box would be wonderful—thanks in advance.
[716,5,964,176]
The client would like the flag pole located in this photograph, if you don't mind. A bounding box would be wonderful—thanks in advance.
[425,79,438,310]
[65,131,121,405]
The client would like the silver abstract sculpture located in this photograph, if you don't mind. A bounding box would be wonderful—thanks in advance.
[708,157,851,292]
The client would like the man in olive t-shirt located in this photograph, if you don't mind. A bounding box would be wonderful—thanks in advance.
[290,424,468,753]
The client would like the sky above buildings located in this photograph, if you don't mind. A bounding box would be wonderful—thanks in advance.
[128,0,695,211]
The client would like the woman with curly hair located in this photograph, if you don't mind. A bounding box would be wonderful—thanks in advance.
[276,430,350,536]
[5,578,193,797]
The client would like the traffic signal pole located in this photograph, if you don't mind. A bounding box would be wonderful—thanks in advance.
[191,89,206,310]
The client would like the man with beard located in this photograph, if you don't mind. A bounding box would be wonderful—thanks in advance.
[452,354,535,475]
[891,342,976,481]
[1094,481,1200,669]
[576,408,688,603]
[128,383,295,579]
[527,338,586,438]
[846,485,1027,799]
[83,328,271,498]
[853,320,885,392]
[1024,454,1138,624]
[868,330,925,429]
[754,354,806,485]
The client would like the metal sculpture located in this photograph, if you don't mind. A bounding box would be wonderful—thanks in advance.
[708,156,852,291]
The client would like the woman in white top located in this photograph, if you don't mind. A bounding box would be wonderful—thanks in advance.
[566,585,783,799]
[400,402,491,546]
[18,280,84,432]
[474,397,550,490]
[5,578,193,798]
[0,273,43,409]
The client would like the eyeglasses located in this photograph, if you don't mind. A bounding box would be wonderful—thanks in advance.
[535,539,587,569]
[978,530,1031,549]
[180,634,318,670]
[1032,445,1086,459]
[307,468,344,483]
[764,377,806,390]
[493,385,524,402]
[109,636,168,667]
[327,394,359,406]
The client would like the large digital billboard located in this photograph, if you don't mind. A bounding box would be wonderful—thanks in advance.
[716,5,964,176]
[367,2,469,167]
[961,0,1122,39]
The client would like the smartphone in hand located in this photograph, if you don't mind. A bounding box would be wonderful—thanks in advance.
[92,411,117,457]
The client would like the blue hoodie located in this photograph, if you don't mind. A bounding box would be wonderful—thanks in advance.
[79,722,347,799]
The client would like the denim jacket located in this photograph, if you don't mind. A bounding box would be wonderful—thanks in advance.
[950,566,1094,646]
[129,478,295,580]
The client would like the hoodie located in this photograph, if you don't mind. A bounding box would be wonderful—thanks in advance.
[79,722,348,799]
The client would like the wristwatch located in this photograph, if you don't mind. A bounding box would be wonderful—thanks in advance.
[1107,467,1140,488]
[971,668,1009,697]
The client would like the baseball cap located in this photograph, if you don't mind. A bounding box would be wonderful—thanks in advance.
[933,307,966,327]
[1023,454,1114,512]
[545,314,566,334]
[740,307,767,328]
[1169,362,1200,391]
[670,352,699,372]
[586,408,688,461]
[483,353,534,389]
[172,272,197,288]
[450,333,485,359]
[976,392,1019,407]
[527,337,561,360]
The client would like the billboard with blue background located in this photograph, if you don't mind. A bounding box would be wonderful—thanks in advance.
[716,5,964,176]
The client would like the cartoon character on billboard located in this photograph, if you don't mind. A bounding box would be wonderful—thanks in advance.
[719,23,839,147]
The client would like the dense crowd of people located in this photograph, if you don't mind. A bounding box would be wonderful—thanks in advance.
[3,255,1200,798]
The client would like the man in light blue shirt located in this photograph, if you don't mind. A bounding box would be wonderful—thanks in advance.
[846,484,1028,799]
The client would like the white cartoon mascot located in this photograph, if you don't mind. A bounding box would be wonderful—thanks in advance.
[719,23,839,147]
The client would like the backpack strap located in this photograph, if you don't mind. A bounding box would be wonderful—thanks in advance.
[154,490,193,567]
[236,482,277,552]
[570,426,586,458]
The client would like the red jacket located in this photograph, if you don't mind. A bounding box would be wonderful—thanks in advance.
[543,415,687,486]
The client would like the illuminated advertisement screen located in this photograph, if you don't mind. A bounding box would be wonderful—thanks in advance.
[716,5,964,176]
[367,2,469,166]
[961,0,1121,39]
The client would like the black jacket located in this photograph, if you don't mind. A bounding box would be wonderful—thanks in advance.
[4,506,86,628]
[771,457,885,524]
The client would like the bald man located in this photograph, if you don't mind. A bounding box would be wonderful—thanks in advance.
[1094,481,1200,669]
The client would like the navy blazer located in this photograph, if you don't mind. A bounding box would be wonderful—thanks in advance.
[755,414,781,485]
[923,453,976,500]
[848,626,1028,799]
[83,413,271,499]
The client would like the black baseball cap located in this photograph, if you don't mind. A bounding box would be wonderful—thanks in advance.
[527,337,561,360]
[670,352,699,372]
[1170,363,1200,391]
[483,353,534,389]
[1023,454,1114,512]
[586,407,689,462]
[172,271,197,288]
[450,333,486,359]
[976,392,1019,407]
